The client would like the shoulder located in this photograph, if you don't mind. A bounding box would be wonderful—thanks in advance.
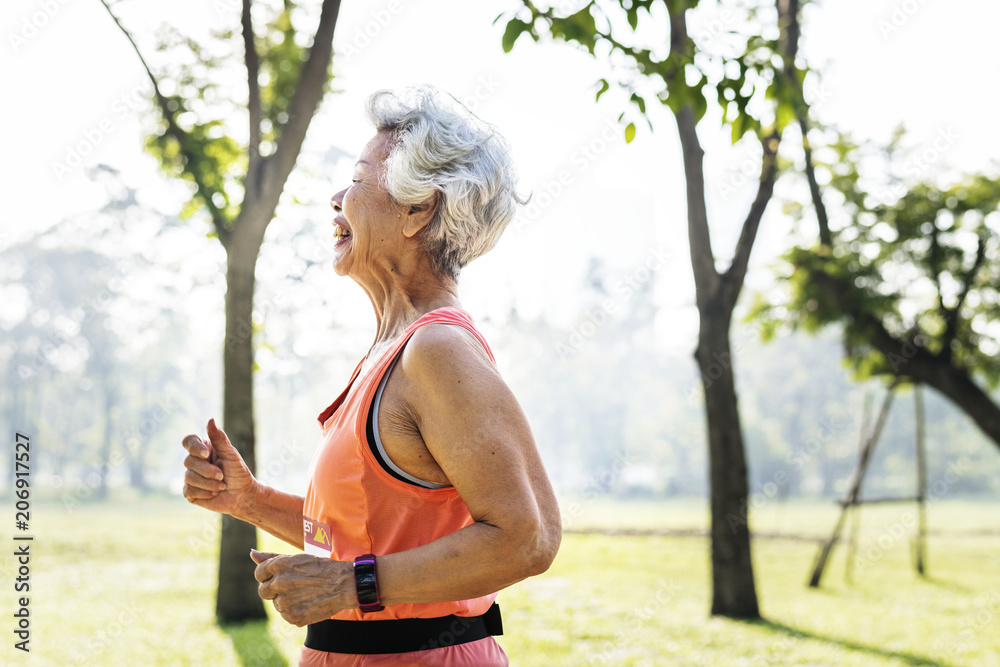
[392,322,501,414]
[401,322,496,379]
[393,321,526,449]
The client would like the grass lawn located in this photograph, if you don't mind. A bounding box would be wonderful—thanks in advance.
[3,494,998,666]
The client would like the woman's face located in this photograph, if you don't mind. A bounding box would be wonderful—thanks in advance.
[329,131,406,279]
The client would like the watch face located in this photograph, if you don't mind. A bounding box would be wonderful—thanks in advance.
[354,557,381,608]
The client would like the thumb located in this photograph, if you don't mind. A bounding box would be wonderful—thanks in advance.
[250,549,281,565]
[206,418,240,459]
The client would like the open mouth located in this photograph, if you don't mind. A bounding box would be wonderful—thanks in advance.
[333,222,352,245]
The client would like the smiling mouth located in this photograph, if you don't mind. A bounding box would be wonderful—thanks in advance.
[333,223,352,243]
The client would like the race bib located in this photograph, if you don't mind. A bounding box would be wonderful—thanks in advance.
[303,515,333,557]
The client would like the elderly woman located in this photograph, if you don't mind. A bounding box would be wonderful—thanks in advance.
[181,87,561,666]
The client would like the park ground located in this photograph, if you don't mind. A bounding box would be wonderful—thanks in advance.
[3,494,998,666]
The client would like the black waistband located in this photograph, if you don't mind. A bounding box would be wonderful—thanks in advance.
[304,602,503,655]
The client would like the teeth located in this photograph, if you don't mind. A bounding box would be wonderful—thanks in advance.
[334,226,351,239]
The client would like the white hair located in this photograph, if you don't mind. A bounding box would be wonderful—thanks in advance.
[365,86,527,279]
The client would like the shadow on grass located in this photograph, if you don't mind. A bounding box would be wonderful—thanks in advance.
[919,575,975,595]
[221,621,290,667]
[737,618,953,667]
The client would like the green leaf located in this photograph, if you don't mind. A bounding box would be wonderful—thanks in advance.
[776,97,796,131]
[625,122,636,144]
[549,7,599,54]
[664,82,688,115]
[626,5,639,30]
[596,78,610,101]
[630,92,646,115]
[502,18,529,53]
[690,88,708,124]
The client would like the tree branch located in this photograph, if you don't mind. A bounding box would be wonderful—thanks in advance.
[798,115,831,247]
[586,4,672,71]
[720,0,800,309]
[779,0,832,248]
[778,0,801,63]
[242,0,262,197]
[675,108,717,295]
[930,223,945,320]
[260,0,342,224]
[941,231,988,361]
[524,1,686,98]
[809,267,1000,451]
[668,4,718,305]
[721,129,781,310]
[98,0,231,248]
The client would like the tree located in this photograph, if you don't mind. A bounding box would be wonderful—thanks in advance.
[99,0,343,621]
[751,126,1000,450]
[501,0,806,617]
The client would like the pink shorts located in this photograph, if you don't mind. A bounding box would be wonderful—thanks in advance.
[298,637,509,666]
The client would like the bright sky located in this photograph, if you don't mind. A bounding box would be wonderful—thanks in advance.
[3,0,999,356]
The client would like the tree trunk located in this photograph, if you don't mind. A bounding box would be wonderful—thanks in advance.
[122,381,150,493]
[664,1,792,614]
[213,0,341,620]
[817,440,834,496]
[672,102,765,618]
[697,312,760,617]
[216,228,267,623]
[669,23,778,606]
[128,459,146,491]
[96,381,114,501]
[101,0,342,620]
[787,411,805,497]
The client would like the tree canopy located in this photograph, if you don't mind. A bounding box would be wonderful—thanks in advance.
[749,125,1000,449]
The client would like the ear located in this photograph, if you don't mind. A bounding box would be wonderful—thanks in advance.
[401,191,441,239]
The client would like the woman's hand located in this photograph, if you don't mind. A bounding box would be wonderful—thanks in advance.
[181,418,259,517]
[251,549,357,626]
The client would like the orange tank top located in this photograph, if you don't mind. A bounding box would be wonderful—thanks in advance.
[303,306,499,621]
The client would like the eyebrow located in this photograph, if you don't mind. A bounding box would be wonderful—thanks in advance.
[356,160,371,166]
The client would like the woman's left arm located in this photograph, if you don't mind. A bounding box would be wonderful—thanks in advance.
[376,323,562,604]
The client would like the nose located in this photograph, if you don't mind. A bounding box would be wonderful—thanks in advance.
[330,188,347,213]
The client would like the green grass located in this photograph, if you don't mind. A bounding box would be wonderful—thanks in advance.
[3,495,998,666]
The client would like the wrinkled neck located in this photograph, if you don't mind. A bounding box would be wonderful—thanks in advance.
[355,254,461,356]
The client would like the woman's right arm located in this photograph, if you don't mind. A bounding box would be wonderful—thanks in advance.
[182,418,305,550]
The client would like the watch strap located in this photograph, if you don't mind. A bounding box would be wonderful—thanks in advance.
[353,554,384,613]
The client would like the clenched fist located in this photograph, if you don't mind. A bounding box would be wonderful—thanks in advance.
[181,418,258,517]
[251,549,357,626]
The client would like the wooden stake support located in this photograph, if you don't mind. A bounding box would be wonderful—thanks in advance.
[808,381,930,588]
